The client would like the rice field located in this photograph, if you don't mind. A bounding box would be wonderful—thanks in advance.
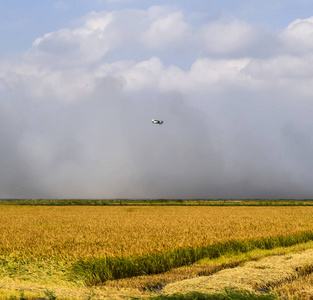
[1,204,313,298]
[1,205,313,259]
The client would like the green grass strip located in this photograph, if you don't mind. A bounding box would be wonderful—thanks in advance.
[72,231,313,286]
[146,289,278,300]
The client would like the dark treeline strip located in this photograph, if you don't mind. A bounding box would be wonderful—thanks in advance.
[72,231,313,286]
[0,199,313,206]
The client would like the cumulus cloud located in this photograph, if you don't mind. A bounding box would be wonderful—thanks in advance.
[27,7,282,71]
[1,7,313,198]
[29,6,192,68]
[30,11,117,66]
[198,16,281,59]
[200,18,255,55]
[142,10,190,50]
[282,16,313,54]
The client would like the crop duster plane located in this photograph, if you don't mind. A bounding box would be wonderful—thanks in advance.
[152,119,163,125]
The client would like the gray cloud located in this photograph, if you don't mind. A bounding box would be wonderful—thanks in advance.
[1,7,313,199]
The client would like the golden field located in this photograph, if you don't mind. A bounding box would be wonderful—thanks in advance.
[0,205,313,299]
[1,205,313,259]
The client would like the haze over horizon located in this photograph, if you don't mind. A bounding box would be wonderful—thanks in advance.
[1,0,313,199]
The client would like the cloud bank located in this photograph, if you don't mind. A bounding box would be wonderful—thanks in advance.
[1,6,313,199]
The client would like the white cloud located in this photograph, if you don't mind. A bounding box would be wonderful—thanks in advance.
[118,57,163,91]
[1,8,313,198]
[30,12,117,67]
[282,16,313,54]
[84,10,115,31]
[27,7,281,70]
[142,11,190,50]
[200,18,255,55]
[244,54,313,80]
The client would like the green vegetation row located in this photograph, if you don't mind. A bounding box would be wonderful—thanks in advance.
[1,199,313,206]
[72,231,313,286]
[147,290,278,300]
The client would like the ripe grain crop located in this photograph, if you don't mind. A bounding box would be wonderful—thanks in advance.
[1,205,313,260]
[1,205,313,295]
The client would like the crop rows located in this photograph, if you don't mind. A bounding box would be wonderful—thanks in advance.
[0,206,313,259]
[1,206,313,259]
[1,205,313,286]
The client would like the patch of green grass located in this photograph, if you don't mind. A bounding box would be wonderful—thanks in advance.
[146,289,278,300]
[72,231,313,285]
[0,255,81,287]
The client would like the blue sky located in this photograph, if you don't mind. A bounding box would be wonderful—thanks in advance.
[1,1,313,198]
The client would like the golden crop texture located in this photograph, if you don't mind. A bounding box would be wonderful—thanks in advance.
[1,205,313,259]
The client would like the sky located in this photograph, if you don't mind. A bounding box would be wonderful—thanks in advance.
[1,0,313,199]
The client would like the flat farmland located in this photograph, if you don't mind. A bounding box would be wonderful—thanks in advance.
[2,205,313,299]
[1,205,313,259]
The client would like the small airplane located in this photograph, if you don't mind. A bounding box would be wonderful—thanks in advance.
[152,119,164,125]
